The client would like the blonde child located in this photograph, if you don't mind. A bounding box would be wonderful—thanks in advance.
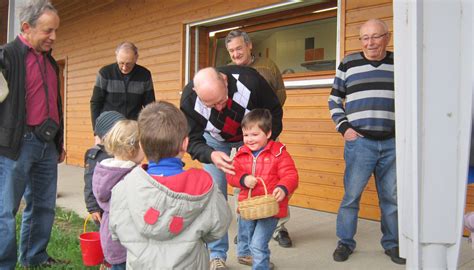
[109,101,232,269]
[92,120,144,270]
[84,111,125,225]
[227,108,299,270]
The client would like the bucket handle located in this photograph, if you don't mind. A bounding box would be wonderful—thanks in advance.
[83,213,93,233]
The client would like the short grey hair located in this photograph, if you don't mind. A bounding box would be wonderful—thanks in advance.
[225,30,252,49]
[19,0,57,31]
[360,19,389,36]
[115,41,138,55]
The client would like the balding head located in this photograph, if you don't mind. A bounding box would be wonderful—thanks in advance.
[193,67,229,111]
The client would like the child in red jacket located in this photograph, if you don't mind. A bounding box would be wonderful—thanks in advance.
[227,108,298,270]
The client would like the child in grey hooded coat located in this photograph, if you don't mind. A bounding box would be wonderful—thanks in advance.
[109,101,232,269]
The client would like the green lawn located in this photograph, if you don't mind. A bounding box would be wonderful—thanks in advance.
[15,207,101,269]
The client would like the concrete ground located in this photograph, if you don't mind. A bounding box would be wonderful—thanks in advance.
[57,164,474,269]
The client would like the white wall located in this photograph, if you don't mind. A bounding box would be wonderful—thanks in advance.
[253,18,337,73]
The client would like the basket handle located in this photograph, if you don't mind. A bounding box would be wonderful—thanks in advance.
[83,213,93,233]
[248,177,268,199]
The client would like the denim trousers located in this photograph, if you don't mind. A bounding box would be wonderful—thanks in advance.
[238,217,278,270]
[111,262,126,270]
[336,137,398,251]
[203,133,242,261]
[0,132,58,269]
[234,187,289,251]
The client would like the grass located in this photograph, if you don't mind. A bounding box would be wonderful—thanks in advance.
[15,207,101,269]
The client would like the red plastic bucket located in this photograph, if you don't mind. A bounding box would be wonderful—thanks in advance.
[79,215,104,266]
[79,231,104,266]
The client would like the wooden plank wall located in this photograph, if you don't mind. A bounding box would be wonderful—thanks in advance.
[292,0,394,220]
[51,0,281,166]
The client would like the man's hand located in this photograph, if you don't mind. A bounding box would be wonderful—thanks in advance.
[211,151,235,175]
[273,187,286,202]
[244,175,258,189]
[343,128,363,141]
[58,150,66,163]
[90,212,102,224]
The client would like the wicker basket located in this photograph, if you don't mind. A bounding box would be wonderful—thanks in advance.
[238,177,279,220]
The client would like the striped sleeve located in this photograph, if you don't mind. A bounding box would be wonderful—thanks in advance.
[328,62,350,135]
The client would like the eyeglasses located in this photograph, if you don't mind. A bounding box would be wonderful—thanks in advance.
[202,96,228,110]
[359,33,388,42]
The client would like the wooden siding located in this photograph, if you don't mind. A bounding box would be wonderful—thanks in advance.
[51,0,282,166]
[52,0,474,223]
[280,88,381,218]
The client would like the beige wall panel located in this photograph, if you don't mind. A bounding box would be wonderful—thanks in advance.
[279,132,344,147]
[345,3,393,24]
[346,0,392,10]
[283,119,336,133]
[285,144,343,160]
[283,107,333,120]
[298,169,377,192]
[283,89,332,107]
[296,183,379,206]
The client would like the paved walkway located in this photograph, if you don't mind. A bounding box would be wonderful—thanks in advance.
[57,164,474,269]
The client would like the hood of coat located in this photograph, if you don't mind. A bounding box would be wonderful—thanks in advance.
[93,158,136,210]
[119,166,215,240]
[236,140,285,158]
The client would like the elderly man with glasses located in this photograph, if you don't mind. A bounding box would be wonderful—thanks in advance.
[90,41,155,140]
[328,19,405,265]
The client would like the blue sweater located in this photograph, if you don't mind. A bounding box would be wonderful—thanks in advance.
[328,52,395,140]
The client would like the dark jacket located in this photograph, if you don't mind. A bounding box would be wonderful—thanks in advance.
[90,63,155,130]
[180,65,283,164]
[83,144,111,213]
[0,36,63,160]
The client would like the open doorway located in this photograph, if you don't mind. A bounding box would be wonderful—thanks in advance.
[56,59,67,163]
[0,0,8,44]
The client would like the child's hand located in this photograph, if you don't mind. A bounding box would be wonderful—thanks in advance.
[244,175,258,189]
[273,187,286,202]
[91,211,102,224]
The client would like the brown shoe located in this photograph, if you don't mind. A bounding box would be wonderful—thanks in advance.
[237,256,274,269]
[237,256,252,266]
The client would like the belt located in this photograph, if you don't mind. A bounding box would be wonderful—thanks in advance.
[26,125,36,132]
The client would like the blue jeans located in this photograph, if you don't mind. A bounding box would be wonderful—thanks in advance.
[238,217,278,270]
[203,133,242,261]
[336,137,398,251]
[0,132,59,269]
[111,262,126,270]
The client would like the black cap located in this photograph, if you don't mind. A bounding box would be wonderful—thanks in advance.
[95,111,125,138]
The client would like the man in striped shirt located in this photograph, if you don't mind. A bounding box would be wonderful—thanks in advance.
[328,19,405,265]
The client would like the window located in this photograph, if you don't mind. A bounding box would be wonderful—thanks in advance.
[211,17,337,76]
[184,1,338,88]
